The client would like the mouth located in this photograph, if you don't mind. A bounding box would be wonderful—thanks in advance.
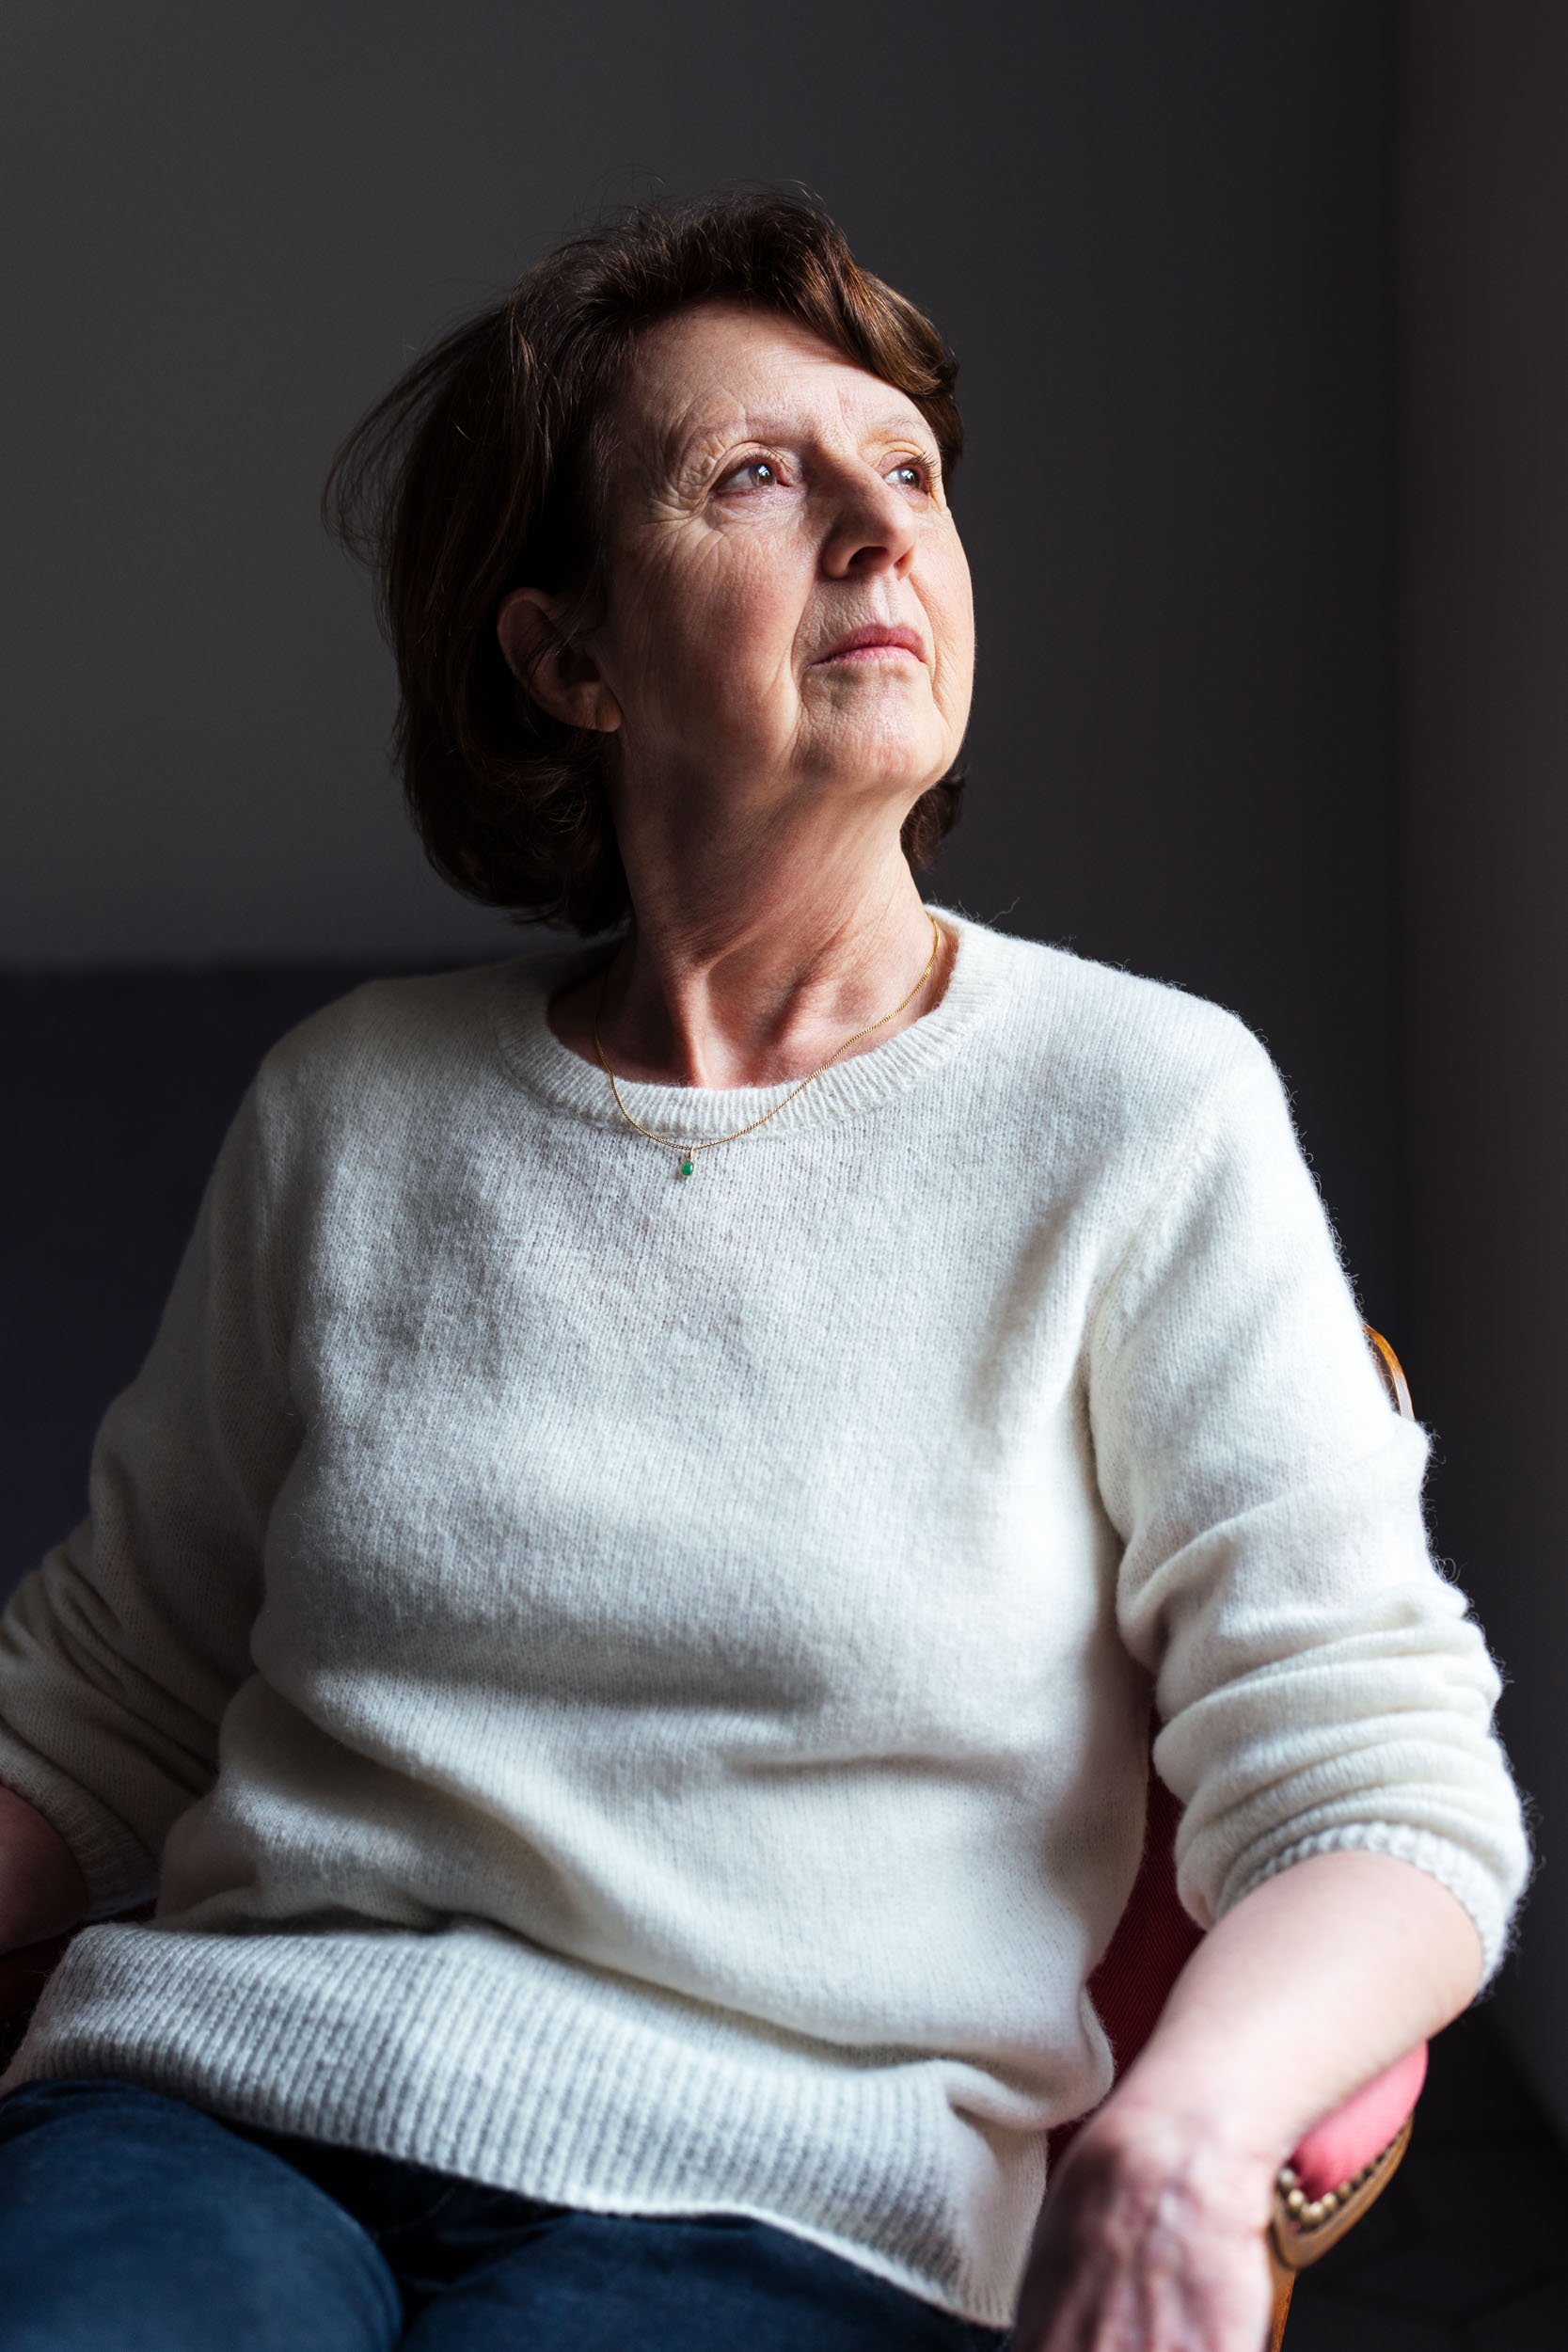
[811,624,927,667]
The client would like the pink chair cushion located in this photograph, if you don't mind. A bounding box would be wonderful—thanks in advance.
[1288,2041,1427,2197]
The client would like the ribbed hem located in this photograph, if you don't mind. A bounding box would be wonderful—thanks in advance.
[5,1919,1041,2329]
[490,909,1009,1144]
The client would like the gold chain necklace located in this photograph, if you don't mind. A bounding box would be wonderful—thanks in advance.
[594,912,944,1177]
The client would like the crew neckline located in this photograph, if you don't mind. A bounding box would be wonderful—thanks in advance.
[490,908,1008,1141]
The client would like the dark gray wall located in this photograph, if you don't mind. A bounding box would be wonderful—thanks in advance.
[1402,3,1568,2137]
[2,0,1401,1271]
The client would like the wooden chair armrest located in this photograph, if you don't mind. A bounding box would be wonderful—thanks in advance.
[1270,2104,1415,2271]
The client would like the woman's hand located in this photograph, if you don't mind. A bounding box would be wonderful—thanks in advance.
[1012,2097,1275,2351]
[0,1784,88,1954]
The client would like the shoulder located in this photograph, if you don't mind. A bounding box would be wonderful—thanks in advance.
[256,960,497,1078]
[954,917,1287,1167]
[244,951,576,1155]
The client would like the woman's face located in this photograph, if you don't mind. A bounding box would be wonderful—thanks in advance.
[516,302,974,831]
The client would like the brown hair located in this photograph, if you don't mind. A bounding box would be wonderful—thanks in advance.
[325,191,966,934]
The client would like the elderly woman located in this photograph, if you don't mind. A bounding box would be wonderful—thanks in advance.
[0,196,1527,2351]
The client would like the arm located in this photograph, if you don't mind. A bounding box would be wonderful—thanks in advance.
[1027,1027,1527,2346]
[0,1080,298,1924]
[1089,1032,1526,1977]
[1014,1848,1481,2349]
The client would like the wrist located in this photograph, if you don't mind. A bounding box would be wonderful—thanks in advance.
[1076,2078,1282,2221]
[1022,2082,1277,2352]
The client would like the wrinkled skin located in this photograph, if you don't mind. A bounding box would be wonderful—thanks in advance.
[500,301,973,1089]
[1016,2104,1274,2350]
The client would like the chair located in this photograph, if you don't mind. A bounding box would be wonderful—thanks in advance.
[0,1330,1428,2348]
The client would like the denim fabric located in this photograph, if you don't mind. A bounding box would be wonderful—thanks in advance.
[0,2078,1008,2350]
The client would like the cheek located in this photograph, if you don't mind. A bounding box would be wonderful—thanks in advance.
[926,540,976,712]
[617,532,810,723]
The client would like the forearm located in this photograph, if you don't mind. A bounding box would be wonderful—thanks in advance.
[1013,1851,1483,2348]
[1108,1848,1482,2178]
[0,1783,89,1953]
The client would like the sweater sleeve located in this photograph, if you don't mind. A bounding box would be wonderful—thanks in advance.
[1088,1030,1529,1980]
[0,1084,297,1913]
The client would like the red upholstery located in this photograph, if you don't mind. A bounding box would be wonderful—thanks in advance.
[1083,1766,1204,2071]
[1045,1760,1201,2172]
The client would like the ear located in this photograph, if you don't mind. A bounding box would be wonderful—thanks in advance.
[497,589,623,735]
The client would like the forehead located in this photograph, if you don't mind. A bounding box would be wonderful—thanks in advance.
[617,300,929,458]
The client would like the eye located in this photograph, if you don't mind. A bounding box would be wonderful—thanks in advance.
[717,457,784,493]
[887,459,931,494]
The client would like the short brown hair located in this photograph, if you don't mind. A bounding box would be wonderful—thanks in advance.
[325,191,966,934]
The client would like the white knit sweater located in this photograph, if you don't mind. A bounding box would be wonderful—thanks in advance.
[0,914,1527,2327]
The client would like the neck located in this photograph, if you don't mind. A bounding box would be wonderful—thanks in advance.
[550,792,949,1089]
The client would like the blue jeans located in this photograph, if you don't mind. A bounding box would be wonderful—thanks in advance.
[0,2079,1006,2350]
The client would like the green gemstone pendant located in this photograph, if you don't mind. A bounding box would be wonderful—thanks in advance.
[678,1156,694,1179]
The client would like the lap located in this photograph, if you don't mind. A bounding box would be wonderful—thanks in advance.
[0,2079,1002,2352]
[397,2206,998,2352]
[0,2077,399,2352]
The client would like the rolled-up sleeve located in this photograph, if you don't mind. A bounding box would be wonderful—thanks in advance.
[0,1085,297,1912]
[1089,1035,1529,1979]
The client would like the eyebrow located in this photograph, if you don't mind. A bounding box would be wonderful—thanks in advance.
[858,411,939,446]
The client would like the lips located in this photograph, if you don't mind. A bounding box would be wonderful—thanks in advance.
[812,623,927,665]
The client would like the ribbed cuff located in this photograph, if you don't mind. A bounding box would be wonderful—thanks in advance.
[1221,1819,1518,1984]
[0,1725,159,1915]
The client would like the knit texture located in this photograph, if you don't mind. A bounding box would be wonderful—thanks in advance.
[0,914,1528,2327]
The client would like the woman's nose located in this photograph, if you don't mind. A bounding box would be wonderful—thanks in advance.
[819,471,918,580]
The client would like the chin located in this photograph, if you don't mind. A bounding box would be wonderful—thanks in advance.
[841,733,951,800]
[798,707,948,792]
